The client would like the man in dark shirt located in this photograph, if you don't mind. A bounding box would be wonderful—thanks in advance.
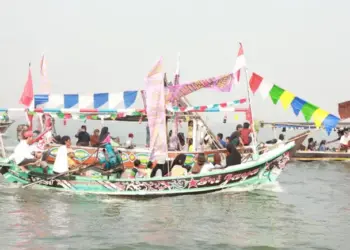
[75,125,90,146]
[229,124,243,147]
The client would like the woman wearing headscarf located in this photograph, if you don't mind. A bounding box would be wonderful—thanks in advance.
[170,154,188,176]
[226,143,242,167]
[99,127,117,170]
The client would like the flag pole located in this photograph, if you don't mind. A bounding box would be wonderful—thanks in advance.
[240,43,258,156]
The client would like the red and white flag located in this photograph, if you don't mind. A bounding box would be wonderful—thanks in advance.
[39,53,50,94]
[233,42,246,84]
[249,72,273,99]
[19,63,34,107]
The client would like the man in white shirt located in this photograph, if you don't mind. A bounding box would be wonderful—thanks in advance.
[10,131,48,173]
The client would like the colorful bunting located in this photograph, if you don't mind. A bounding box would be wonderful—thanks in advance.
[167,99,247,113]
[269,85,285,104]
[323,114,340,135]
[291,97,306,116]
[301,103,318,122]
[279,91,295,110]
[249,72,340,133]
[312,109,329,128]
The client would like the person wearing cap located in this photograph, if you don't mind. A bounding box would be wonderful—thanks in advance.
[9,131,48,173]
[125,133,135,149]
[229,124,244,147]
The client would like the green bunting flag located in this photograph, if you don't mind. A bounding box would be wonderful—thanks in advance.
[301,103,318,122]
[269,85,285,104]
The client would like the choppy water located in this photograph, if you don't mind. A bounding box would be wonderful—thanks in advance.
[1,162,350,250]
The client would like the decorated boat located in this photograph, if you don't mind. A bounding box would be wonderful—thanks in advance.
[0,43,330,195]
[0,142,293,196]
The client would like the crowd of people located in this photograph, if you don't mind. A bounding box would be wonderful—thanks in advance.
[10,120,252,178]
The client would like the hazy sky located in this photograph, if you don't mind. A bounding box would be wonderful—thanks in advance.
[0,0,349,123]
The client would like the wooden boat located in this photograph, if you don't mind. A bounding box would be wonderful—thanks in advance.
[260,121,350,162]
[0,120,14,134]
[0,142,294,196]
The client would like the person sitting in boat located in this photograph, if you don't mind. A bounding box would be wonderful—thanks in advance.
[213,153,224,169]
[150,155,168,177]
[241,122,252,146]
[217,133,226,148]
[307,138,317,151]
[9,131,49,174]
[339,130,350,151]
[229,124,244,147]
[125,133,135,149]
[277,134,285,145]
[129,159,148,178]
[318,140,327,151]
[192,153,215,174]
[75,125,90,146]
[90,129,100,147]
[168,130,179,151]
[99,127,117,170]
[52,136,77,174]
[226,143,242,167]
[171,154,188,176]
[201,134,212,151]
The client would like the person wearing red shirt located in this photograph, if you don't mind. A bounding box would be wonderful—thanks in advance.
[241,122,252,146]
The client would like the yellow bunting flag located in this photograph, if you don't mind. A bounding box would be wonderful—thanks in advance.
[312,108,329,128]
[234,114,239,120]
[279,91,295,110]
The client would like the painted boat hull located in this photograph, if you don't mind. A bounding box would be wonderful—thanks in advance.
[0,142,294,196]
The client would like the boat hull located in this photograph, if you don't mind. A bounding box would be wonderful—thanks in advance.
[293,150,350,162]
[0,142,294,197]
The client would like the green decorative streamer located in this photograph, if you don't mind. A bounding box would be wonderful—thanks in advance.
[56,112,64,119]
[91,115,98,120]
[269,85,285,104]
[301,102,318,122]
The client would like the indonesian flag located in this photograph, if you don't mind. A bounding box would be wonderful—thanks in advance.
[249,72,273,99]
[233,42,246,84]
[39,53,50,94]
[19,64,34,107]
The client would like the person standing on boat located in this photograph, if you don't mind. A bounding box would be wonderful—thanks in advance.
[99,127,118,170]
[241,122,252,146]
[168,130,179,151]
[75,125,90,146]
[229,124,244,147]
[53,136,78,174]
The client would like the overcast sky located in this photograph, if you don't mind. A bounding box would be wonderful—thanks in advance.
[0,0,349,123]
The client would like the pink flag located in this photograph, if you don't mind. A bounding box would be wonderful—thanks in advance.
[145,58,168,160]
[233,42,246,84]
[19,64,34,107]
